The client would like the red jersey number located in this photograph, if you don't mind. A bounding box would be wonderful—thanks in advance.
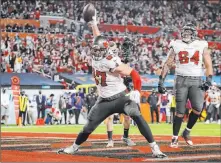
[178,51,199,65]
[93,69,107,87]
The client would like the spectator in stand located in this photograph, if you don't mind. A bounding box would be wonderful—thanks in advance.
[70,81,77,89]
[61,79,68,89]
[1,0,221,78]
[35,8,40,20]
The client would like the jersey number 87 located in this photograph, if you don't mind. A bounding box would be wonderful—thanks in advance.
[93,69,107,86]
[178,51,199,65]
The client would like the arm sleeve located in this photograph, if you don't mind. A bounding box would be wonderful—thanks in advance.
[130,69,141,92]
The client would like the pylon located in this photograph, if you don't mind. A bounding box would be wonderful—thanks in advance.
[18,117,22,126]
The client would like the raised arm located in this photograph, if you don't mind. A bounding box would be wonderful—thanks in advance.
[88,10,101,37]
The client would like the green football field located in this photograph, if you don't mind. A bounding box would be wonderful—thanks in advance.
[1,122,220,136]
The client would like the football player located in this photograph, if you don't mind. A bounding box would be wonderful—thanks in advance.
[158,23,213,148]
[105,41,136,148]
[58,10,167,158]
[205,84,221,124]
[106,113,136,147]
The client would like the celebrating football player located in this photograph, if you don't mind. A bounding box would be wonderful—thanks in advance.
[58,5,167,159]
[158,23,213,148]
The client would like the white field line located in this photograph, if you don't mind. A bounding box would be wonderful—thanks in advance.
[1,136,118,141]
[1,137,220,146]
[0,136,184,142]
[143,154,221,162]
[1,144,51,147]
[178,143,221,147]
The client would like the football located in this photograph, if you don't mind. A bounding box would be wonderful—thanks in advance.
[83,3,96,23]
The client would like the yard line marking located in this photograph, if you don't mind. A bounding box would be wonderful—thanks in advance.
[179,143,221,147]
[1,137,220,145]
[143,154,221,162]
[1,143,51,147]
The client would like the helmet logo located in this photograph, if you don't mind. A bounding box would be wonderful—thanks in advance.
[103,41,109,48]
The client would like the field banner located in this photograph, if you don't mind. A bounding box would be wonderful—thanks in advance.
[65,73,221,88]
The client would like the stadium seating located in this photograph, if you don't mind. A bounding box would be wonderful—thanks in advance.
[1,0,221,79]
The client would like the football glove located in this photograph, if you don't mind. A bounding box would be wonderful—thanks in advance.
[201,75,212,91]
[129,90,140,104]
[158,75,167,94]
[87,9,98,27]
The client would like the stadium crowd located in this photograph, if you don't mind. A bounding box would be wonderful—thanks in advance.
[1,0,221,30]
[1,0,221,77]
[1,33,221,77]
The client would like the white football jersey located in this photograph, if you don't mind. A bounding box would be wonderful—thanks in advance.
[169,39,208,76]
[92,55,126,98]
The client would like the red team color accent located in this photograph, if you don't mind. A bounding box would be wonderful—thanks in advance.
[106,55,113,60]
[178,51,200,65]
[93,69,107,86]
[130,69,141,92]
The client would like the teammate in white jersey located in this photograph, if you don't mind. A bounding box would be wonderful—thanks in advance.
[205,85,221,124]
[58,9,167,159]
[158,23,213,148]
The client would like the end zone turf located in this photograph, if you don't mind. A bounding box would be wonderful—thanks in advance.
[1,132,221,162]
